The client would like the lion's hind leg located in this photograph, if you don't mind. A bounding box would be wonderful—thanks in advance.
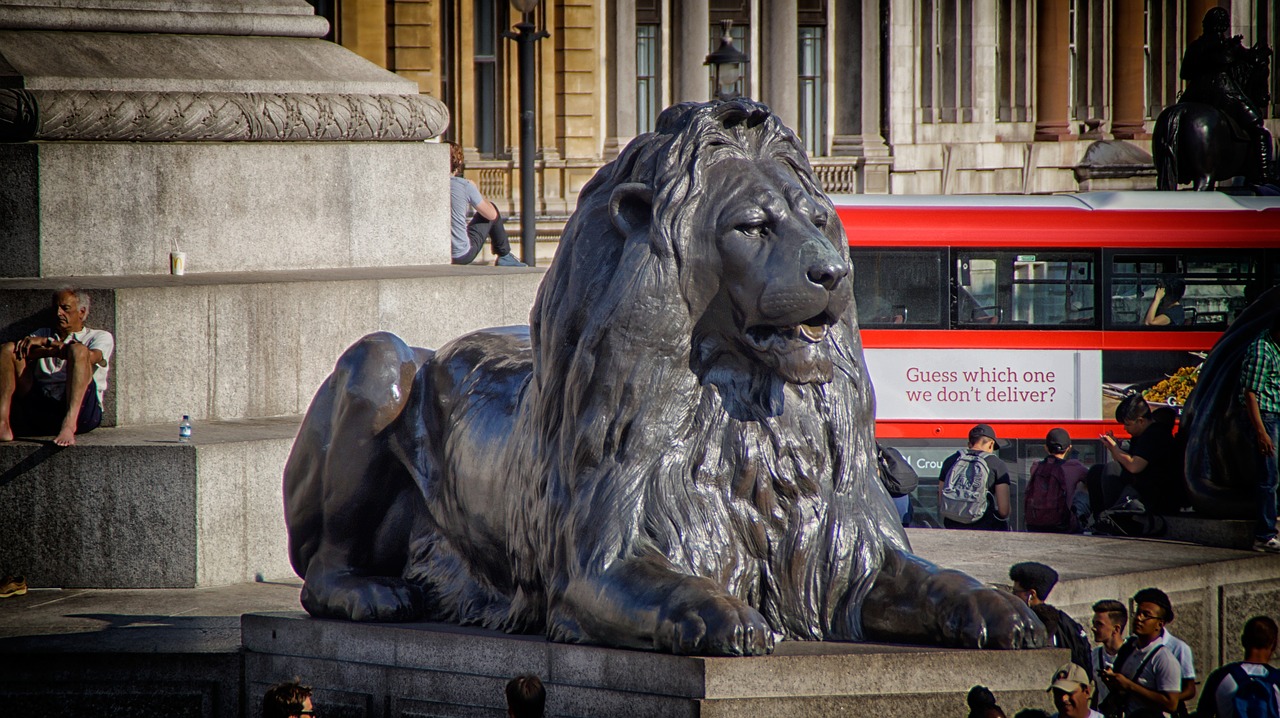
[285,331,432,622]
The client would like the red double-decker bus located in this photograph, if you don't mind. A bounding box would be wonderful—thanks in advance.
[834,191,1280,526]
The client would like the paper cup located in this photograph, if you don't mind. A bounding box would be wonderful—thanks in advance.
[170,251,186,275]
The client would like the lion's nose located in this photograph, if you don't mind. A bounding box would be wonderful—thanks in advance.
[807,261,849,291]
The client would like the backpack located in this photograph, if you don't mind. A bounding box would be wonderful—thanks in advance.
[1025,457,1070,530]
[1227,663,1280,718]
[877,443,919,497]
[939,451,992,523]
[1053,610,1095,680]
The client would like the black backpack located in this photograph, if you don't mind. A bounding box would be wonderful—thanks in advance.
[1053,610,1095,680]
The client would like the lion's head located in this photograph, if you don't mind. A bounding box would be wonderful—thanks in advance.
[535,101,856,414]
[527,100,900,641]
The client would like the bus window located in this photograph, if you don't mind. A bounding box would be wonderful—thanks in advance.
[1183,257,1256,327]
[1108,252,1258,328]
[955,252,1096,327]
[1110,255,1175,325]
[1012,256,1096,326]
[850,250,945,327]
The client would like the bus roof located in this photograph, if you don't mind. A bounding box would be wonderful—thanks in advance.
[833,192,1280,248]
[828,191,1280,211]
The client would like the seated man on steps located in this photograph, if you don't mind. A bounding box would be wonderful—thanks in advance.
[0,288,114,447]
[448,141,528,267]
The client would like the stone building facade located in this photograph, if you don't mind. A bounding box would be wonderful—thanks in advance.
[317,0,1280,212]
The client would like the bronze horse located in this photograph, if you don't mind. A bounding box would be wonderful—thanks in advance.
[1155,43,1273,190]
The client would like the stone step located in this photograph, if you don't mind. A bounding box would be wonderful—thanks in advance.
[0,417,301,589]
[0,265,545,427]
[1161,515,1256,550]
[0,141,452,278]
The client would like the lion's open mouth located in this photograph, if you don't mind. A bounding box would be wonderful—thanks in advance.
[743,313,834,353]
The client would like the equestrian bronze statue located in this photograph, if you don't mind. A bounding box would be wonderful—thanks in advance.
[283,100,1045,656]
[1155,8,1275,190]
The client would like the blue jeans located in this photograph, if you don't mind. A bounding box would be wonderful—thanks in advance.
[1257,412,1280,540]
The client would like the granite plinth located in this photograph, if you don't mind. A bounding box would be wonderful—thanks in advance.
[0,141,450,278]
[0,266,546,427]
[243,612,1069,718]
[0,417,300,588]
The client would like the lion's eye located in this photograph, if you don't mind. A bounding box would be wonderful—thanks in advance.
[811,210,829,228]
[737,222,767,238]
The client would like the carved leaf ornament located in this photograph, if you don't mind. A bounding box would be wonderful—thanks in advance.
[0,88,449,142]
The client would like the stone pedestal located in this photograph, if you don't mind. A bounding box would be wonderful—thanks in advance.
[243,612,1069,718]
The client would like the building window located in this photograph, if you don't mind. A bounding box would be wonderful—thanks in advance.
[798,25,827,155]
[1068,0,1108,125]
[920,0,973,123]
[996,0,1032,122]
[1143,0,1180,119]
[473,0,506,157]
[636,24,660,134]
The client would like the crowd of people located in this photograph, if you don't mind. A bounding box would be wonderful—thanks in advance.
[970,564,1277,718]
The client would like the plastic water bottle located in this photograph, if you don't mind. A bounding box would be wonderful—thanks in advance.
[178,415,192,443]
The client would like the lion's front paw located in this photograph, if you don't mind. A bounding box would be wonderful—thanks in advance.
[938,587,1046,649]
[300,571,423,622]
[657,591,775,656]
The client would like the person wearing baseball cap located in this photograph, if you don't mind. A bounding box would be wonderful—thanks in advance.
[1048,662,1101,718]
[936,423,1012,531]
[1026,428,1090,533]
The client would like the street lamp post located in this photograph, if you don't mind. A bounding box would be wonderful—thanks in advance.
[505,1,548,266]
[704,20,749,101]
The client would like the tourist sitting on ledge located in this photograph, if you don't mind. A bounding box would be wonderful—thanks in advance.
[1094,394,1185,516]
[0,288,114,447]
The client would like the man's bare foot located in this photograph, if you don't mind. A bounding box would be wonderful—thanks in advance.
[54,426,76,446]
[0,423,12,442]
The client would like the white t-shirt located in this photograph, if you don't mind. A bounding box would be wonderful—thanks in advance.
[1116,639,1182,716]
[1212,663,1280,718]
[1093,645,1121,706]
[1051,710,1104,718]
[1157,629,1197,681]
[31,326,114,405]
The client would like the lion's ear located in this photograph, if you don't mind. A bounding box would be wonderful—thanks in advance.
[609,182,653,237]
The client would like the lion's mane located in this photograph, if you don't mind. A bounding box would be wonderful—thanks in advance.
[516,100,907,641]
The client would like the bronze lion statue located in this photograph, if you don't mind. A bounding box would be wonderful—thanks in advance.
[284,100,1044,655]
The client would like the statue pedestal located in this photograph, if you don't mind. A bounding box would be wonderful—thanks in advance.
[242,612,1067,717]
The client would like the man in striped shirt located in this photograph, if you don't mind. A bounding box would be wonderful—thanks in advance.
[1242,317,1280,553]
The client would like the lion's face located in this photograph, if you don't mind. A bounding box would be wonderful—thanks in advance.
[689,156,852,386]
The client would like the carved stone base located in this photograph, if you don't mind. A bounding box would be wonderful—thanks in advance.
[243,612,1067,718]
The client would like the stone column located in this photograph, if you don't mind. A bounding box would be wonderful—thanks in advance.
[1111,0,1150,139]
[761,0,798,129]
[606,0,638,157]
[601,0,637,157]
[675,0,710,102]
[830,0,888,158]
[1034,0,1071,141]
